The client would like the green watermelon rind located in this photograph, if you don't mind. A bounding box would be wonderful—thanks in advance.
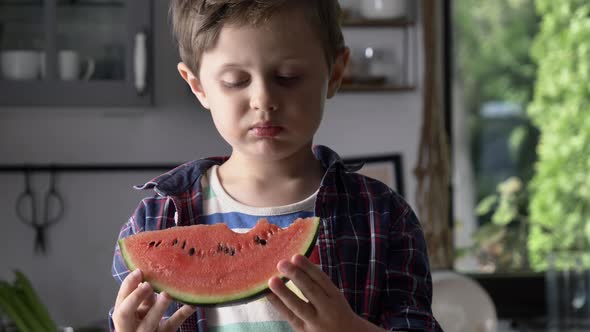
[119,217,320,307]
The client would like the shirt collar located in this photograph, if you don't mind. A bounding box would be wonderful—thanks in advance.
[135,145,360,196]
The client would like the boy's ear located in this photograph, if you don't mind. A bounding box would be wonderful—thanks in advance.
[327,47,351,99]
[177,62,210,109]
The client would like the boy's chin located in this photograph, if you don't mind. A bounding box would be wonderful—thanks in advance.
[234,141,314,161]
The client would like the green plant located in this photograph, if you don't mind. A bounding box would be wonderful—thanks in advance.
[526,0,590,270]
[0,270,59,332]
[454,0,538,117]
[461,177,530,272]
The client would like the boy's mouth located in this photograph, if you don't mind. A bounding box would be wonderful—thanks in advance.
[251,123,283,137]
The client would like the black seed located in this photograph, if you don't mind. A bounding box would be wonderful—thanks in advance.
[254,235,260,243]
[230,248,236,256]
[155,240,162,247]
[189,248,196,256]
[259,239,267,246]
[181,241,186,250]
[172,239,178,246]
[148,241,156,248]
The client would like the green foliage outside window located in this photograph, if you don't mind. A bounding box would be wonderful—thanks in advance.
[454,0,540,203]
[526,0,590,270]
[466,177,530,272]
[454,0,540,272]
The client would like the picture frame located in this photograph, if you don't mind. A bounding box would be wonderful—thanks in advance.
[344,154,405,197]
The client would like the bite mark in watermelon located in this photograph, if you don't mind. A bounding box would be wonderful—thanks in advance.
[119,217,320,306]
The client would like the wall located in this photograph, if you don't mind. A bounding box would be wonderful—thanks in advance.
[0,0,424,327]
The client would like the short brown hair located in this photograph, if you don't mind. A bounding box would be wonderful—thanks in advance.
[169,0,345,75]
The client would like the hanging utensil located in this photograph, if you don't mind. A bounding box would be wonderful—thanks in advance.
[16,167,64,254]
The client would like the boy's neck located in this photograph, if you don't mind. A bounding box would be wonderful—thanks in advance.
[216,147,325,207]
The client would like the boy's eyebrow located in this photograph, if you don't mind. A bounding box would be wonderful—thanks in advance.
[217,57,309,71]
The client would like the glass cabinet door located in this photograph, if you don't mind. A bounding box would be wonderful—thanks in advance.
[56,0,127,82]
[0,0,45,81]
[0,0,151,107]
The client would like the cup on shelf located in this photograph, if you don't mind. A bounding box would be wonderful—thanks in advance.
[347,46,401,85]
[0,50,41,80]
[41,50,95,81]
[360,0,407,20]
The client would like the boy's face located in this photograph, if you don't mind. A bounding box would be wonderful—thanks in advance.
[178,6,349,162]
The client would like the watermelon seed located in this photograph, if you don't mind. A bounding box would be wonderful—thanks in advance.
[148,241,156,248]
[181,241,186,250]
[172,239,178,246]
[188,248,196,256]
[155,240,162,248]
[259,239,267,246]
[254,235,260,243]
[230,248,236,256]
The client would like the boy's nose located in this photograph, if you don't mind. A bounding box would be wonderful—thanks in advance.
[249,81,278,112]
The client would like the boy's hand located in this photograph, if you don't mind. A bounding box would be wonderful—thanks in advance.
[267,255,385,332]
[112,269,197,332]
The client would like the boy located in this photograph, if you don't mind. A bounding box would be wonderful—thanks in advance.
[110,0,442,331]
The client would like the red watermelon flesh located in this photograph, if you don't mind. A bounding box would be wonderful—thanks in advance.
[119,217,320,306]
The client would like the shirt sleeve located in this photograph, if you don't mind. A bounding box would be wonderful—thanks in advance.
[380,198,444,332]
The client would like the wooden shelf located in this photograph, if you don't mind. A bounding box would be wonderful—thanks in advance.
[340,83,415,92]
[341,17,414,28]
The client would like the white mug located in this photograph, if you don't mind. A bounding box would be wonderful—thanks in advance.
[41,50,95,80]
[0,50,41,80]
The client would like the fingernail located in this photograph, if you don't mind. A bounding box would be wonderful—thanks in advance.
[278,260,291,273]
[141,282,151,291]
[292,254,304,264]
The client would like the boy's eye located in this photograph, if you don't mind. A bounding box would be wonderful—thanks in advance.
[222,79,249,89]
[276,75,300,85]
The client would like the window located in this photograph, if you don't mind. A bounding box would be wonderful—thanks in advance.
[451,0,539,273]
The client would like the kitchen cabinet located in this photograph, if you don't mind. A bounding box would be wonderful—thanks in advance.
[0,0,152,107]
[340,1,416,93]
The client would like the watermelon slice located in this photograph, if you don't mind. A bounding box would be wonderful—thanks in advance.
[119,217,320,306]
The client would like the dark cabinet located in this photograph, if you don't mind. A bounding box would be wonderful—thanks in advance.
[0,0,152,106]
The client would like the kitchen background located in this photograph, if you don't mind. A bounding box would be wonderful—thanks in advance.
[0,0,427,328]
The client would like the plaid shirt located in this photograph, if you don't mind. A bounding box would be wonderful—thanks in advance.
[110,145,442,332]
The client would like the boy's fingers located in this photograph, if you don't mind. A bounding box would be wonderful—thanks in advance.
[137,293,157,319]
[115,269,143,308]
[277,260,327,305]
[116,281,154,319]
[139,292,172,330]
[292,255,339,297]
[161,304,198,332]
[266,293,304,330]
[268,276,316,321]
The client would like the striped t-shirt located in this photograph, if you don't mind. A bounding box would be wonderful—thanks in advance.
[199,165,318,332]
